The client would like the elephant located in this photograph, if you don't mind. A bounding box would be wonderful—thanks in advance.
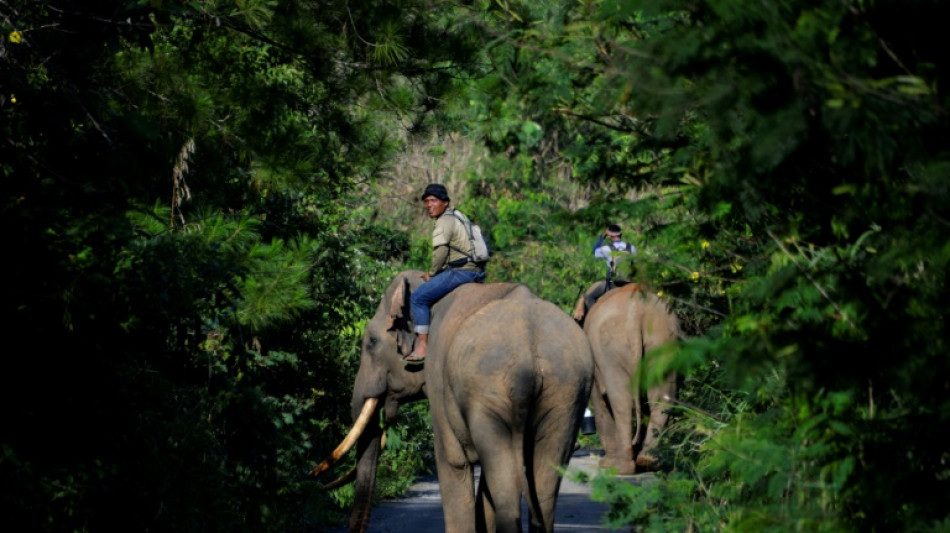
[573,282,680,475]
[312,270,594,533]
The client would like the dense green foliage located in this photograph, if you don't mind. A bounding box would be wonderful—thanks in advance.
[1,1,471,530]
[2,0,948,532]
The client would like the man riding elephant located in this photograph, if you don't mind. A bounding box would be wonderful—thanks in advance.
[573,224,636,322]
[405,183,486,364]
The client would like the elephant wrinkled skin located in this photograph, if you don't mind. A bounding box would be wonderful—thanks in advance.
[576,283,680,475]
[330,270,594,533]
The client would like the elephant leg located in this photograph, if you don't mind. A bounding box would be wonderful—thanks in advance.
[471,422,522,533]
[524,409,576,533]
[600,380,636,475]
[636,373,677,470]
[474,473,496,533]
[434,441,479,533]
[589,389,619,470]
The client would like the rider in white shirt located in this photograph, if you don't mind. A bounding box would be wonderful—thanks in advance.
[593,224,636,282]
[574,224,637,322]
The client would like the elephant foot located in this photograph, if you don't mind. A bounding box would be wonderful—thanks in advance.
[635,453,658,472]
[598,456,636,476]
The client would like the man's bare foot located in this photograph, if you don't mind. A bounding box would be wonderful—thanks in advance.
[403,333,428,365]
[572,298,587,323]
[403,351,426,365]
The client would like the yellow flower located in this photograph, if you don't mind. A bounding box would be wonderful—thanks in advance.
[9,31,22,43]
[701,240,710,249]
[657,291,664,297]
[690,271,700,281]
[10,94,15,103]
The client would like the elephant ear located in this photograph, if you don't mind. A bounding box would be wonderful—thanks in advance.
[386,275,415,356]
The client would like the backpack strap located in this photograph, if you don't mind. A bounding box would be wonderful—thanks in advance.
[446,210,476,262]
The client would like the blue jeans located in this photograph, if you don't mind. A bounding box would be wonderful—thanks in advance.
[410,268,486,333]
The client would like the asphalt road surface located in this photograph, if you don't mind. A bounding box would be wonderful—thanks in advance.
[325,448,652,532]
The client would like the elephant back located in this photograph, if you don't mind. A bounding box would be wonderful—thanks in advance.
[585,285,674,336]
[584,286,679,372]
[441,293,593,406]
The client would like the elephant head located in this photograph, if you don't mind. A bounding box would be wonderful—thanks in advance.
[309,272,426,532]
[313,270,594,533]
[579,283,680,475]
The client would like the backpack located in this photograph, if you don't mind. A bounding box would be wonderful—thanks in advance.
[449,209,491,264]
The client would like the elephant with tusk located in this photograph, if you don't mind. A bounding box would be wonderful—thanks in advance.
[312,270,594,533]
[574,283,681,475]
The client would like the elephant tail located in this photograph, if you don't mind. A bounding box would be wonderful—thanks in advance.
[633,391,644,458]
[517,428,542,528]
[517,362,542,529]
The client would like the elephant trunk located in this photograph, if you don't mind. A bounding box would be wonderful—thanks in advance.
[349,420,383,533]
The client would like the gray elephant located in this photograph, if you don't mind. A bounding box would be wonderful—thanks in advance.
[312,270,594,533]
[573,283,680,475]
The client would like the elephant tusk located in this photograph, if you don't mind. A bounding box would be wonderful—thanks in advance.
[308,397,379,478]
[319,467,356,490]
[319,432,387,490]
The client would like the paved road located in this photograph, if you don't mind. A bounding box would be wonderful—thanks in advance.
[326,448,651,532]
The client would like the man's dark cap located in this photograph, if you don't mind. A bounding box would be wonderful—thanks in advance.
[607,224,622,233]
[421,183,450,201]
